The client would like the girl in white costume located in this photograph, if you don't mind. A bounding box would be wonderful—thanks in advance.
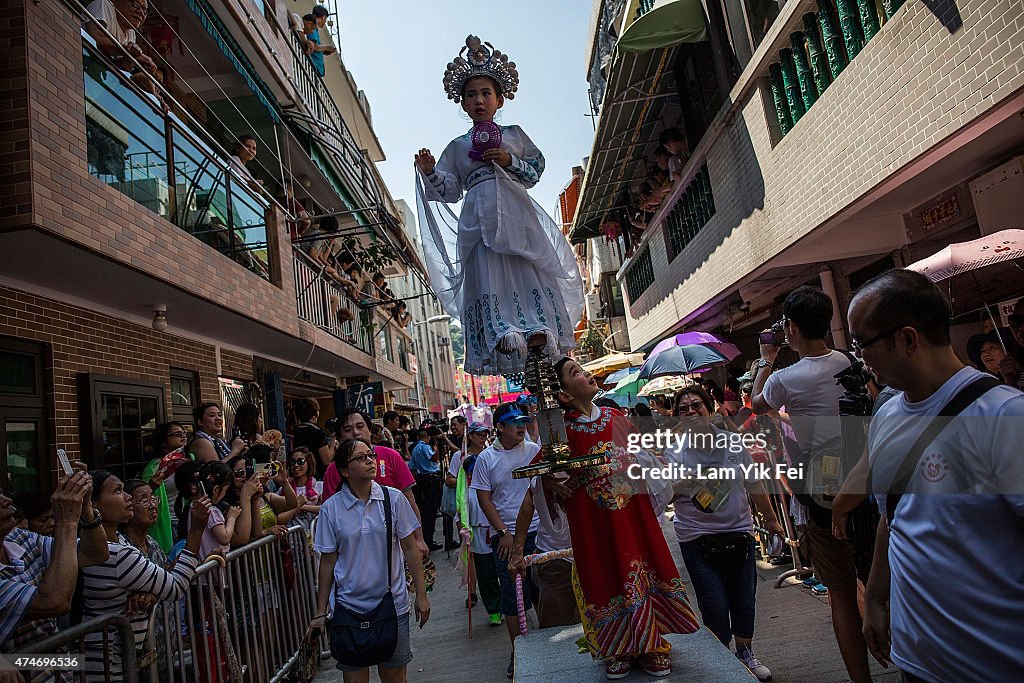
[415,35,583,376]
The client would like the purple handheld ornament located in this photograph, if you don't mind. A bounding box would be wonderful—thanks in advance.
[469,121,502,161]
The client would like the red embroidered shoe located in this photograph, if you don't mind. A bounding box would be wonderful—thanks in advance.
[605,657,632,680]
[640,652,672,677]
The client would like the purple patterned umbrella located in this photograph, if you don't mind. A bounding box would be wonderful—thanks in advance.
[650,331,741,361]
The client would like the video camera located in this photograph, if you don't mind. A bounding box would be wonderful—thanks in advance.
[835,357,875,418]
[420,418,449,437]
[324,417,341,438]
[758,318,788,347]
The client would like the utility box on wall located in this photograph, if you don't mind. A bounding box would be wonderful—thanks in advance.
[970,156,1024,236]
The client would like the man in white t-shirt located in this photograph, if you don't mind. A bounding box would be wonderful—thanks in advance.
[471,402,541,676]
[750,285,871,683]
[84,0,159,92]
[850,269,1024,683]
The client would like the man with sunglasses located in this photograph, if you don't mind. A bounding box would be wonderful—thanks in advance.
[850,270,1024,683]
[750,285,872,683]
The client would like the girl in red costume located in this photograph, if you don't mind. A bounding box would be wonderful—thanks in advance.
[545,357,699,679]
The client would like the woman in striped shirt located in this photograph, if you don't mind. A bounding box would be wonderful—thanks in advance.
[79,470,211,681]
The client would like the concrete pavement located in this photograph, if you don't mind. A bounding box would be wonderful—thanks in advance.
[314,515,898,683]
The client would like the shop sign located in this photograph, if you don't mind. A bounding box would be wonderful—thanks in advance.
[920,194,961,232]
[347,381,385,419]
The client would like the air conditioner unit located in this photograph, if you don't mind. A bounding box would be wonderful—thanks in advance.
[585,292,603,320]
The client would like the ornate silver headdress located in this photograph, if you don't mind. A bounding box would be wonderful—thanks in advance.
[443,35,519,103]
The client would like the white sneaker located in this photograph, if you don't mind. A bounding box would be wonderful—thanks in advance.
[737,648,771,681]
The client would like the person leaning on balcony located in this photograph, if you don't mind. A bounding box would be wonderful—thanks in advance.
[284,184,312,240]
[302,12,336,78]
[308,214,340,266]
[288,10,310,51]
[659,127,690,178]
[84,0,159,94]
[228,135,263,191]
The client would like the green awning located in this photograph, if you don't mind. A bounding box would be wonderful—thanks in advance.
[185,0,279,122]
[618,0,708,53]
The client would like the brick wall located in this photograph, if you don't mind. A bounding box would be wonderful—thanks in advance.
[620,0,1024,349]
[5,0,300,338]
[0,1,30,229]
[220,349,255,381]
[0,284,253,461]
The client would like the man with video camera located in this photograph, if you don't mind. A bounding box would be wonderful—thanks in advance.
[751,285,873,683]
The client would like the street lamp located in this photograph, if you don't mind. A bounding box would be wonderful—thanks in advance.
[413,314,452,326]
[410,314,452,417]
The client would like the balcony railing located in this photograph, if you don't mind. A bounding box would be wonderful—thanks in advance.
[663,164,715,261]
[83,41,273,281]
[285,32,384,209]
[293,250,373,354]
[769,0,902,137]
[625,247,655,302]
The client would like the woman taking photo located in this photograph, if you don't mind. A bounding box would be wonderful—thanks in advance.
[79,470,210,680]
[665,385,785,682]
[142,421,188,551]
[287,446,322,532]
[224,454,299,539]
[309,438,430,682]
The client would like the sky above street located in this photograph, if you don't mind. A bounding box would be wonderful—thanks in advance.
[335,1,597,226]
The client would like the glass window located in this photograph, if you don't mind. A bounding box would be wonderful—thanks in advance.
[81,377,165,481]
[0,352,37,395]
[4,420,40,493]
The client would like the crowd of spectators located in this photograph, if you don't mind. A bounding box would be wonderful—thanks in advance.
[625,126,692,241]
[0,394,464,680]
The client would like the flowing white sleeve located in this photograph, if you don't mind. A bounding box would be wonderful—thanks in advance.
[424,143,463,204]
[506,126,543,189]
[415,141,465,318]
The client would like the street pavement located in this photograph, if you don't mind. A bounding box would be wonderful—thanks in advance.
[314,513,898,683]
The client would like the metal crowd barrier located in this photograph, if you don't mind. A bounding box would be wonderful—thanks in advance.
[141,525,321,683]
[16,613,137,682]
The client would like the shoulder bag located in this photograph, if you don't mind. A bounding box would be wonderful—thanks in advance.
[327,486,399,667]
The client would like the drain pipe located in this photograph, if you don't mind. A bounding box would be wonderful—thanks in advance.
[819,266,848,350]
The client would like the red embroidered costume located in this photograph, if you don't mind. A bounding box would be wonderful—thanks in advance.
[559,405,699,658]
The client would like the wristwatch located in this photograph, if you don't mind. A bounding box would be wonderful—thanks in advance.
[79,508,103,530]
[756,358,774,370]
[496,528,509,538]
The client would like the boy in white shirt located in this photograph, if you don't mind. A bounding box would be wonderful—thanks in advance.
[471,402,541,675]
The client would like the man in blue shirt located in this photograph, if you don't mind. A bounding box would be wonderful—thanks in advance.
[849,269,1024,682]
[410,429,442,551]
[301,10,335,78]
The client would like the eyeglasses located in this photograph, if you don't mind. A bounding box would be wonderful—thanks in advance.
[133,495,158,507]
[288,458,306,467]
[347,453,377,464]
[676,400,706,414]
[1009,314,1024,328]
[232,468,247,478]
[167,431,186,438]
[850,324,906,354]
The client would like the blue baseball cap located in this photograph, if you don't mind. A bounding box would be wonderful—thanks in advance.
[495,404,533,424]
